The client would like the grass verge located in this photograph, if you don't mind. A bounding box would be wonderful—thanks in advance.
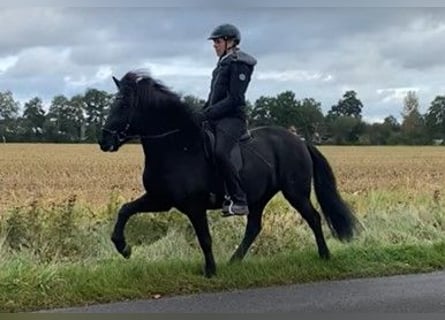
[0,191,444,312]
[0,242,444,312]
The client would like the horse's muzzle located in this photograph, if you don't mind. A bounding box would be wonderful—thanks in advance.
[99,130,120,152]
[99,142,117,152]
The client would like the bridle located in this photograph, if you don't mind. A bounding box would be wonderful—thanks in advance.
[102,121,182,142]
[102,92,181,143]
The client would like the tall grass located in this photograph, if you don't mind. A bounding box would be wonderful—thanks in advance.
[0,190,444,311]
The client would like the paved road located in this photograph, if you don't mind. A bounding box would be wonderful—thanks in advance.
[50,271,445,312]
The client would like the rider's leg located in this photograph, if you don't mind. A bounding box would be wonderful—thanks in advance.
[214,117,249,216]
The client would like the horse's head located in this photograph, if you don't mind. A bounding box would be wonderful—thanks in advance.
[99,70,200,152]
[99,71,149,152]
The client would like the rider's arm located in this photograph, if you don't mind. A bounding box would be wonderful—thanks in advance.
[204,62,252,120]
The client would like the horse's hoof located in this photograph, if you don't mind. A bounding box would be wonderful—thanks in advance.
[204,269,216,278]
[229,255,242,264]
[121,245,132,259]
[320,250,330,260]
[203,265,216,278]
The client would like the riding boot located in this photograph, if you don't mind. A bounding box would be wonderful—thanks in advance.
[221,172,249,217]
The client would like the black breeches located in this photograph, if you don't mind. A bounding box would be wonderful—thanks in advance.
[213,117,247,204]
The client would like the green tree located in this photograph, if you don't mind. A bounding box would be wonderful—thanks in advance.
[43,95,84,141]
[250,91,301,128]
[328,90,363,119]
[326,116,364,145]
[362,116,401,145]
[83,88,113,142]
[425,95,445,140]
[250,92,325,140]
[67,95,86,141]
[22,97,46,141]
[400,91,426,144]
[44,95,69,141]
[382,115,402,144]
[0,90,20,141]
[250,96,274,126]
[269,91,299,128]
[325,91,365,144]
[383,115,400,131]
[294,98,325,141]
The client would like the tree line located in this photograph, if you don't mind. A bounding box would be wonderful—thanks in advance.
[247,90,445,145]
[1,88,444,145]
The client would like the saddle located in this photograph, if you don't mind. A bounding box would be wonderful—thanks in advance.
[201,123,252,172]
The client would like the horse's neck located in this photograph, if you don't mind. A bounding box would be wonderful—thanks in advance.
[140,125,203,163]
[151,99,198,135]
[138,98,204,162]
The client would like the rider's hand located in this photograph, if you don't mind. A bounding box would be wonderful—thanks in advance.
[193,111,207,124]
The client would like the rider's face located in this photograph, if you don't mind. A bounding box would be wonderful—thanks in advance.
[212,38,235,57]
[212,38,226,57]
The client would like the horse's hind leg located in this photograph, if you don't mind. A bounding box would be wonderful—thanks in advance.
[111,193,171,259]
[229,202,266,263]
[282,184,330,259]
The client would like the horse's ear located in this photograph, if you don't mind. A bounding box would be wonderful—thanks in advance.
[112,76,120,89]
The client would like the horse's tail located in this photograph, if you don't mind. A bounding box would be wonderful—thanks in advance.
[306,143,357,241]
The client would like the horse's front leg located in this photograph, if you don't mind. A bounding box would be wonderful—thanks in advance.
[182,203,216,278]
[111,193,171,259]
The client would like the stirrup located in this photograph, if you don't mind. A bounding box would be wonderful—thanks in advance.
[221,196,233,217]
[221,197,249,217]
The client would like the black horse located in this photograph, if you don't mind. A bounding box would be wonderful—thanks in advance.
[99,70,357,277]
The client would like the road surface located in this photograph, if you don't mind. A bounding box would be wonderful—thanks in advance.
[48,271,445,312]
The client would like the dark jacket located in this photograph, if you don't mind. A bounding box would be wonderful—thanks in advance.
[203,49,257,121]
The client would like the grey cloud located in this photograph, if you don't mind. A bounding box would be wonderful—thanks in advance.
[1,7,445,122]
[0,8,96,55]
[379,18,445,70]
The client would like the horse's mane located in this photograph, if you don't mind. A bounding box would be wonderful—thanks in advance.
[121,70,185,109]
[121,69,198,131]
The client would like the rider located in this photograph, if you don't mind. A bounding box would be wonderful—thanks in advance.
[197,23,257,216]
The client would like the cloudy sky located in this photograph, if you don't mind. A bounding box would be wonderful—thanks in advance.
[1,2,445,123]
